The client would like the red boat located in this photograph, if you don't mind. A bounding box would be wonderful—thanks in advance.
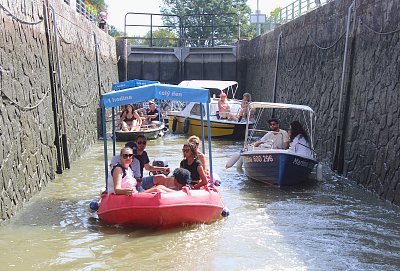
[97,186,224,229]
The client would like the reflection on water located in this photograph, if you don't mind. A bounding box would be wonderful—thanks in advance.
[1,134,400,270]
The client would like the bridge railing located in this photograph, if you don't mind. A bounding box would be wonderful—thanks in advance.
[265,0,334,32]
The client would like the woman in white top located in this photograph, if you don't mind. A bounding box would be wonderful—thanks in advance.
[289,121,313,157]
[108,147,174,194]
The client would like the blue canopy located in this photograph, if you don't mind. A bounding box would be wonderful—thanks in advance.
[100,81,213,189]
[111,79,159,91]
[102,83,210,108]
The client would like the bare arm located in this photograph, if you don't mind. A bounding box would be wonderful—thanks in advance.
[112,168,134,195]
[193,165,208,189]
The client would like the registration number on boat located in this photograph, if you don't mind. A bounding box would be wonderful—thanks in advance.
[244,155,274,163]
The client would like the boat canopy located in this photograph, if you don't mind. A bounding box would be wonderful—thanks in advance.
[100,81,213,189]
[178,80,238,91]
[248,102,314,114]
[245,101,316,151]
[102,83,210,108]
[111,79,159,91]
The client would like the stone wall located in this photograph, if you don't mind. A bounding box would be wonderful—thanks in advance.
[0,0,118,224]
[238,0,400,204]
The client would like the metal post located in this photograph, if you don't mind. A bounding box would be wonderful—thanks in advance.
[256,0,260,36]
[49,4,70,169]
[332,0,355,172]
[43,1,63,174]
[94,33,103,139]
[272,32,282,117]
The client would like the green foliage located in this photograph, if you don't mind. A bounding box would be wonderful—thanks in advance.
[160,0,254,46]
[86,0,106,11]
[143,29,178,47]
[270,7,281,18]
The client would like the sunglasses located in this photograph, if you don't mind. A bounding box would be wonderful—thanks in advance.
[182,149,190,153]
[137,141,146,145]
[122,153,134,159]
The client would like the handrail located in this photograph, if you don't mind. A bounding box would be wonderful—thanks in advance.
[265,0,335,33]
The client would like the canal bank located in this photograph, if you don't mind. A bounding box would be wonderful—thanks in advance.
[0,0,118,223]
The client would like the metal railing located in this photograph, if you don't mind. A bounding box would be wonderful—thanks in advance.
[265,0,334,32]
[124,12,240,47]
[75,0,97,24]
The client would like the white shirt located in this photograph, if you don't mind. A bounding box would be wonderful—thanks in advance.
[259,129,289,149]
[110,155,141,178]
[290,135,312,157]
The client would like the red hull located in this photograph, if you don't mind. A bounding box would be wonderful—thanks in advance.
[97,186,224,229]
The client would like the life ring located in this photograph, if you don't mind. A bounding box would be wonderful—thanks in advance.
[183,117,190,134]
[172,117,177,133]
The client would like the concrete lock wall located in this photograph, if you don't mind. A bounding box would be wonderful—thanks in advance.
[238,0,400,204]
[0,0,118,224]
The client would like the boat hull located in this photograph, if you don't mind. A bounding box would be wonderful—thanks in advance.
[97,186,224,228]
[168,116,249,139]
[242,150,318,186]
[115,123,165,141]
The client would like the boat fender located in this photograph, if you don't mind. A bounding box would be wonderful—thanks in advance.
[172,117,178,132]
[221,208,230,217]
[316,163,323,181]
[89,201,99,212]
[183,117,190,134]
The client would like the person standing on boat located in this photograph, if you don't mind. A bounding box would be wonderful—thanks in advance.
[289,121,313,157]
[217,93,230,119]
[254,118,290,149]
[134,135,171,190]
[119,104,142,131]
[180,143,208,189]
[108,147,174,195]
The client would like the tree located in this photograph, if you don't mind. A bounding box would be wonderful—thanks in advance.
[143,29,178,47]
[160,0,254,46]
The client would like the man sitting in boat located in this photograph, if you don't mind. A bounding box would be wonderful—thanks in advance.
[108,147,174,195]
[134,135,172,190]
[142,101,159,127]
[118,104,142,131]
[180,143,208,189]
[288,121,313,157]
[217,93,230,119]
[254,118,290,149]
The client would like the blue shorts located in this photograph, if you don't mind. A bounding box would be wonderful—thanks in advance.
[140,175,155,190]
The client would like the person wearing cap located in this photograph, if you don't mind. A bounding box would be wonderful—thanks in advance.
[254,118,290,149]
[143,101,159,126]
[217,92,230,119]
[141,168,192,191]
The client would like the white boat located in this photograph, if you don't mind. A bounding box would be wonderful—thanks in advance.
[167,80,254,139]
[233,102,320,186]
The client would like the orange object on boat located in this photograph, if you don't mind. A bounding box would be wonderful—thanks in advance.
[97,186,224,229]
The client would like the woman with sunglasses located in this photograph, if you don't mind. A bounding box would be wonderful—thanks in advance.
[180,143,208,189]
[108,147,173,195]
[119,104,142,132]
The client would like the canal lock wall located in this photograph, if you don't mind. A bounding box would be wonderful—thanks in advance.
[238,0,400,205]
[0,0,118,224]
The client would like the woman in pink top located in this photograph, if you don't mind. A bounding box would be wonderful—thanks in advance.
[217,92,230,119]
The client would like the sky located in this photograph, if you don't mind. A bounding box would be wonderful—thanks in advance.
[105,0,293,34]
